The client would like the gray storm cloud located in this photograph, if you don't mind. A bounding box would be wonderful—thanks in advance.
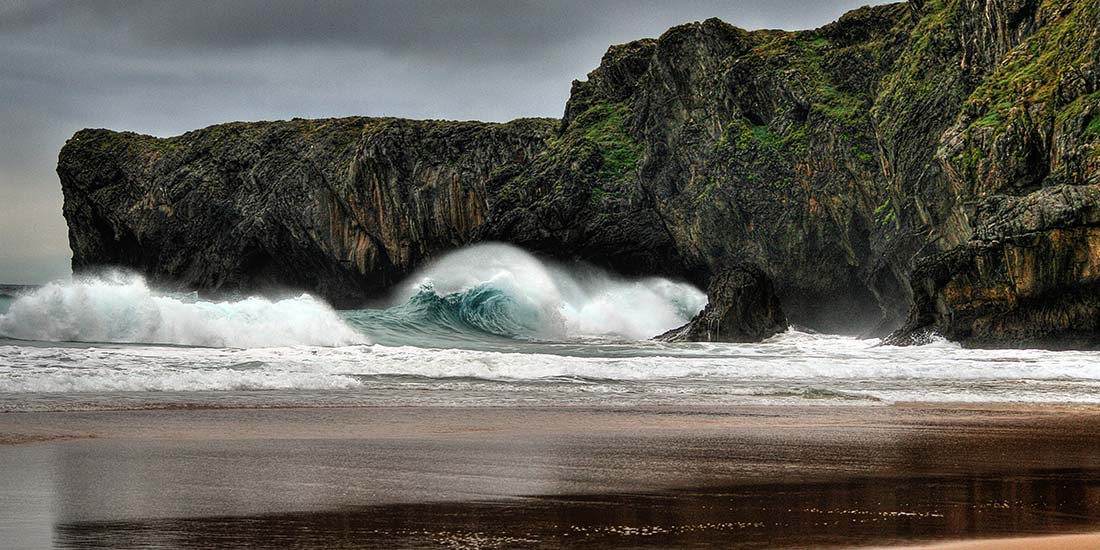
[0,0,881,283]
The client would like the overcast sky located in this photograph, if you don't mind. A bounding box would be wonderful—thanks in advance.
[0,0,881,284]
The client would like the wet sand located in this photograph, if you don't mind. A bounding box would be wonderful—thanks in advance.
[2,404,1100,549]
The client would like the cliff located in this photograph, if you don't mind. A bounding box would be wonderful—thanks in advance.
[59,0,1100,346]
[884,0,1100,347]
[484,5,914,333]
[60,118,555,306]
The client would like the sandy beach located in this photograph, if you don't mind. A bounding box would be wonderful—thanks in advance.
[2,403,1099,549]
[891,532,1100,549]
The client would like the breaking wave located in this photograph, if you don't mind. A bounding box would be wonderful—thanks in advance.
[0,273,367,348]
[0,244,705,349]
[349,243,707,344]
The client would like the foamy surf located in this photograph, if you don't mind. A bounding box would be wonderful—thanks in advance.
[0,245,705,349]
[3,244,1100,412]
[0,272,367,348]
[3,329,1100,411]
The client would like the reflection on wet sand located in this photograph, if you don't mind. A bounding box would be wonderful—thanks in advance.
[1,405,1099,549]
[54,469,1100,549]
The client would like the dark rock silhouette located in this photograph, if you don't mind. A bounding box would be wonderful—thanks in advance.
[657,264,787,343]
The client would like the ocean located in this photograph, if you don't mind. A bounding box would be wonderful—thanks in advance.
[2,243,1100,412]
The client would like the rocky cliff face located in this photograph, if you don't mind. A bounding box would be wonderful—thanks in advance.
[60,118,554,306]
[59,0,1100,346]
[884,0,1100,347]
[483,4,916,333]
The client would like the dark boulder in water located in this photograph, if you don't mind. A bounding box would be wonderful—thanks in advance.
[657,265,787,343]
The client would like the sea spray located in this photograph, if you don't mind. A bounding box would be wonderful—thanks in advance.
[0,245,705,349]
[379,243,707,342]
[0,272,367,348]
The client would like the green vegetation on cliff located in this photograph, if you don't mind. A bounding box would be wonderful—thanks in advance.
[574,102,642,187]
[944,0,1100,192]
[494,99,641,209]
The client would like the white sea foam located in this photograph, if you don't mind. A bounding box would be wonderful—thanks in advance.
[3,330,1100,407]
[3,245,1099,410]
[0,273,367,348]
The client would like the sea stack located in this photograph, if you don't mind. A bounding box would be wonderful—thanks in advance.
[657,264,787,342]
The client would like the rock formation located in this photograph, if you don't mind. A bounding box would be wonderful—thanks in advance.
[882,0,1100,347]
[58,0,1100,346]
[60,118,555,306]
[886,185,1100,348]
[657,264,787,342]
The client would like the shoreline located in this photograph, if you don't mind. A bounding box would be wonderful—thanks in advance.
[4,398,1100,419]
[878,532,1100,549]
[3,403,1100,548]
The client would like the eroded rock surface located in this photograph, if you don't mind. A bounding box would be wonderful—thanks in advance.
[887,186,1100,348]
[60,118,555,306]
[59,0,1100,345]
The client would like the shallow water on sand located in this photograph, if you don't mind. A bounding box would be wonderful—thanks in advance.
[45,470,1100,549]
